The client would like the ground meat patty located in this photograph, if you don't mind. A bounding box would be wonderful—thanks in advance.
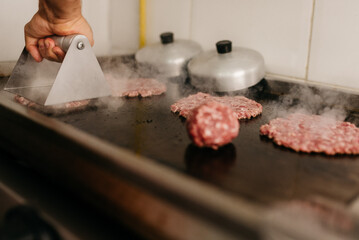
[260,113,359,155]
[171,92,262,119]
[186,101,240,150]
[106,75,166,97]
[14,95,91,116]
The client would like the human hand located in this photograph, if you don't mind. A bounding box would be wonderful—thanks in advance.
[24,3,93,62]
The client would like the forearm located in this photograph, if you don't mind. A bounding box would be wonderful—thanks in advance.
[38,0,82,23]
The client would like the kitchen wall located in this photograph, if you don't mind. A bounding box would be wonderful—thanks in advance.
[1,0,359,92]
[0,0,114,76]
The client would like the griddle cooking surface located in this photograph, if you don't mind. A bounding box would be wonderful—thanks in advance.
[56,79,359,205]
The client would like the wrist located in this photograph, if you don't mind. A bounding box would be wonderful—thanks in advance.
[38,0,82,24]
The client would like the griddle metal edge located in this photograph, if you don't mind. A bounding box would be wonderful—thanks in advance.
[0,91,264,240]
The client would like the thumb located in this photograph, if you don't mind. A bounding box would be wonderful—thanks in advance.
[25,35,43,62]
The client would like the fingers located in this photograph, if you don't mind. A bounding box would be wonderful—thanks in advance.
[27,44,43,62]
[25,36,43,62]
[39,38,65,62]
[38,39,46,58]
[26,36,65,63]
[24,22,43,62]
[53,46,66,62]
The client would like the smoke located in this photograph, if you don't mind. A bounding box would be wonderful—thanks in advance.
[97,56,140,110]
[266,83,349,121]
[100,55,139,79]
[262,199,358,240]
[99,54,191,105]
[94,95,124,113]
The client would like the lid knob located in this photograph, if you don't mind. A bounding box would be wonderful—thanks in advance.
[160,32,174,44]
[216,40,232,54]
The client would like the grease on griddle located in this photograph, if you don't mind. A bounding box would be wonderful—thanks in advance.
[133,119,153,125]
[185,143,236,182]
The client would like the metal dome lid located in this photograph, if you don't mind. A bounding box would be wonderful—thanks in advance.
[135,32,202,78]
[188,40,265,92]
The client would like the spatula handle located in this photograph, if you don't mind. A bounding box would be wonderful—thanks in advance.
[50,35,78,52]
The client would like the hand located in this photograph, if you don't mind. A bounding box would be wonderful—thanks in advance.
[24,11,93,62]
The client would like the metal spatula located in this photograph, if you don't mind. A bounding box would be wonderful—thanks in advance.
[4,34,111,106]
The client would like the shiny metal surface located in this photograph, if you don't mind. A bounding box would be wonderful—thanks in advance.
[135,33,202,78]
[4,35,111,106]
[51,35,77,52]
[0,152,142,240]
[0,78,263,239]
[188,45,265,92]
[2,57,359,239]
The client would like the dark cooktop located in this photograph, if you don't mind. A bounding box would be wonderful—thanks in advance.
[52,75,359,206]
[2,56,359,239]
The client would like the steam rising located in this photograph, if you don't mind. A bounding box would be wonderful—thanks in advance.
[98,56,146,110]
[16,51,353,122]
[263,199,358,240]
[99,55,190,106]
[266,83,350,122]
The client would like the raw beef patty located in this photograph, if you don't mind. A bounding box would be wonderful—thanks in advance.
[171,92,262,119]
[187,101,240,150]
[260,113,359,155]
[15,95,91,116]
[106,76,166,98]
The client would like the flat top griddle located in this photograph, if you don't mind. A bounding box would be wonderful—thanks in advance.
[51,72,359,206]
[3,58,359,239]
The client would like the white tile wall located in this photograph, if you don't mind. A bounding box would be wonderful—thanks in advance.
[82,0,111,56]
[146,0,192,44]
[308,0,359,91]
[1,0,359,91]
[0,0,111,75]
[190,0,314,79]
[0,0,38,62]
[110,0,139,55]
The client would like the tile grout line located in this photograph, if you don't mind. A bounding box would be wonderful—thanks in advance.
[189,0,194,39]
[266,73,359,94]
[108,0,113,53]
[305,0,317,81]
